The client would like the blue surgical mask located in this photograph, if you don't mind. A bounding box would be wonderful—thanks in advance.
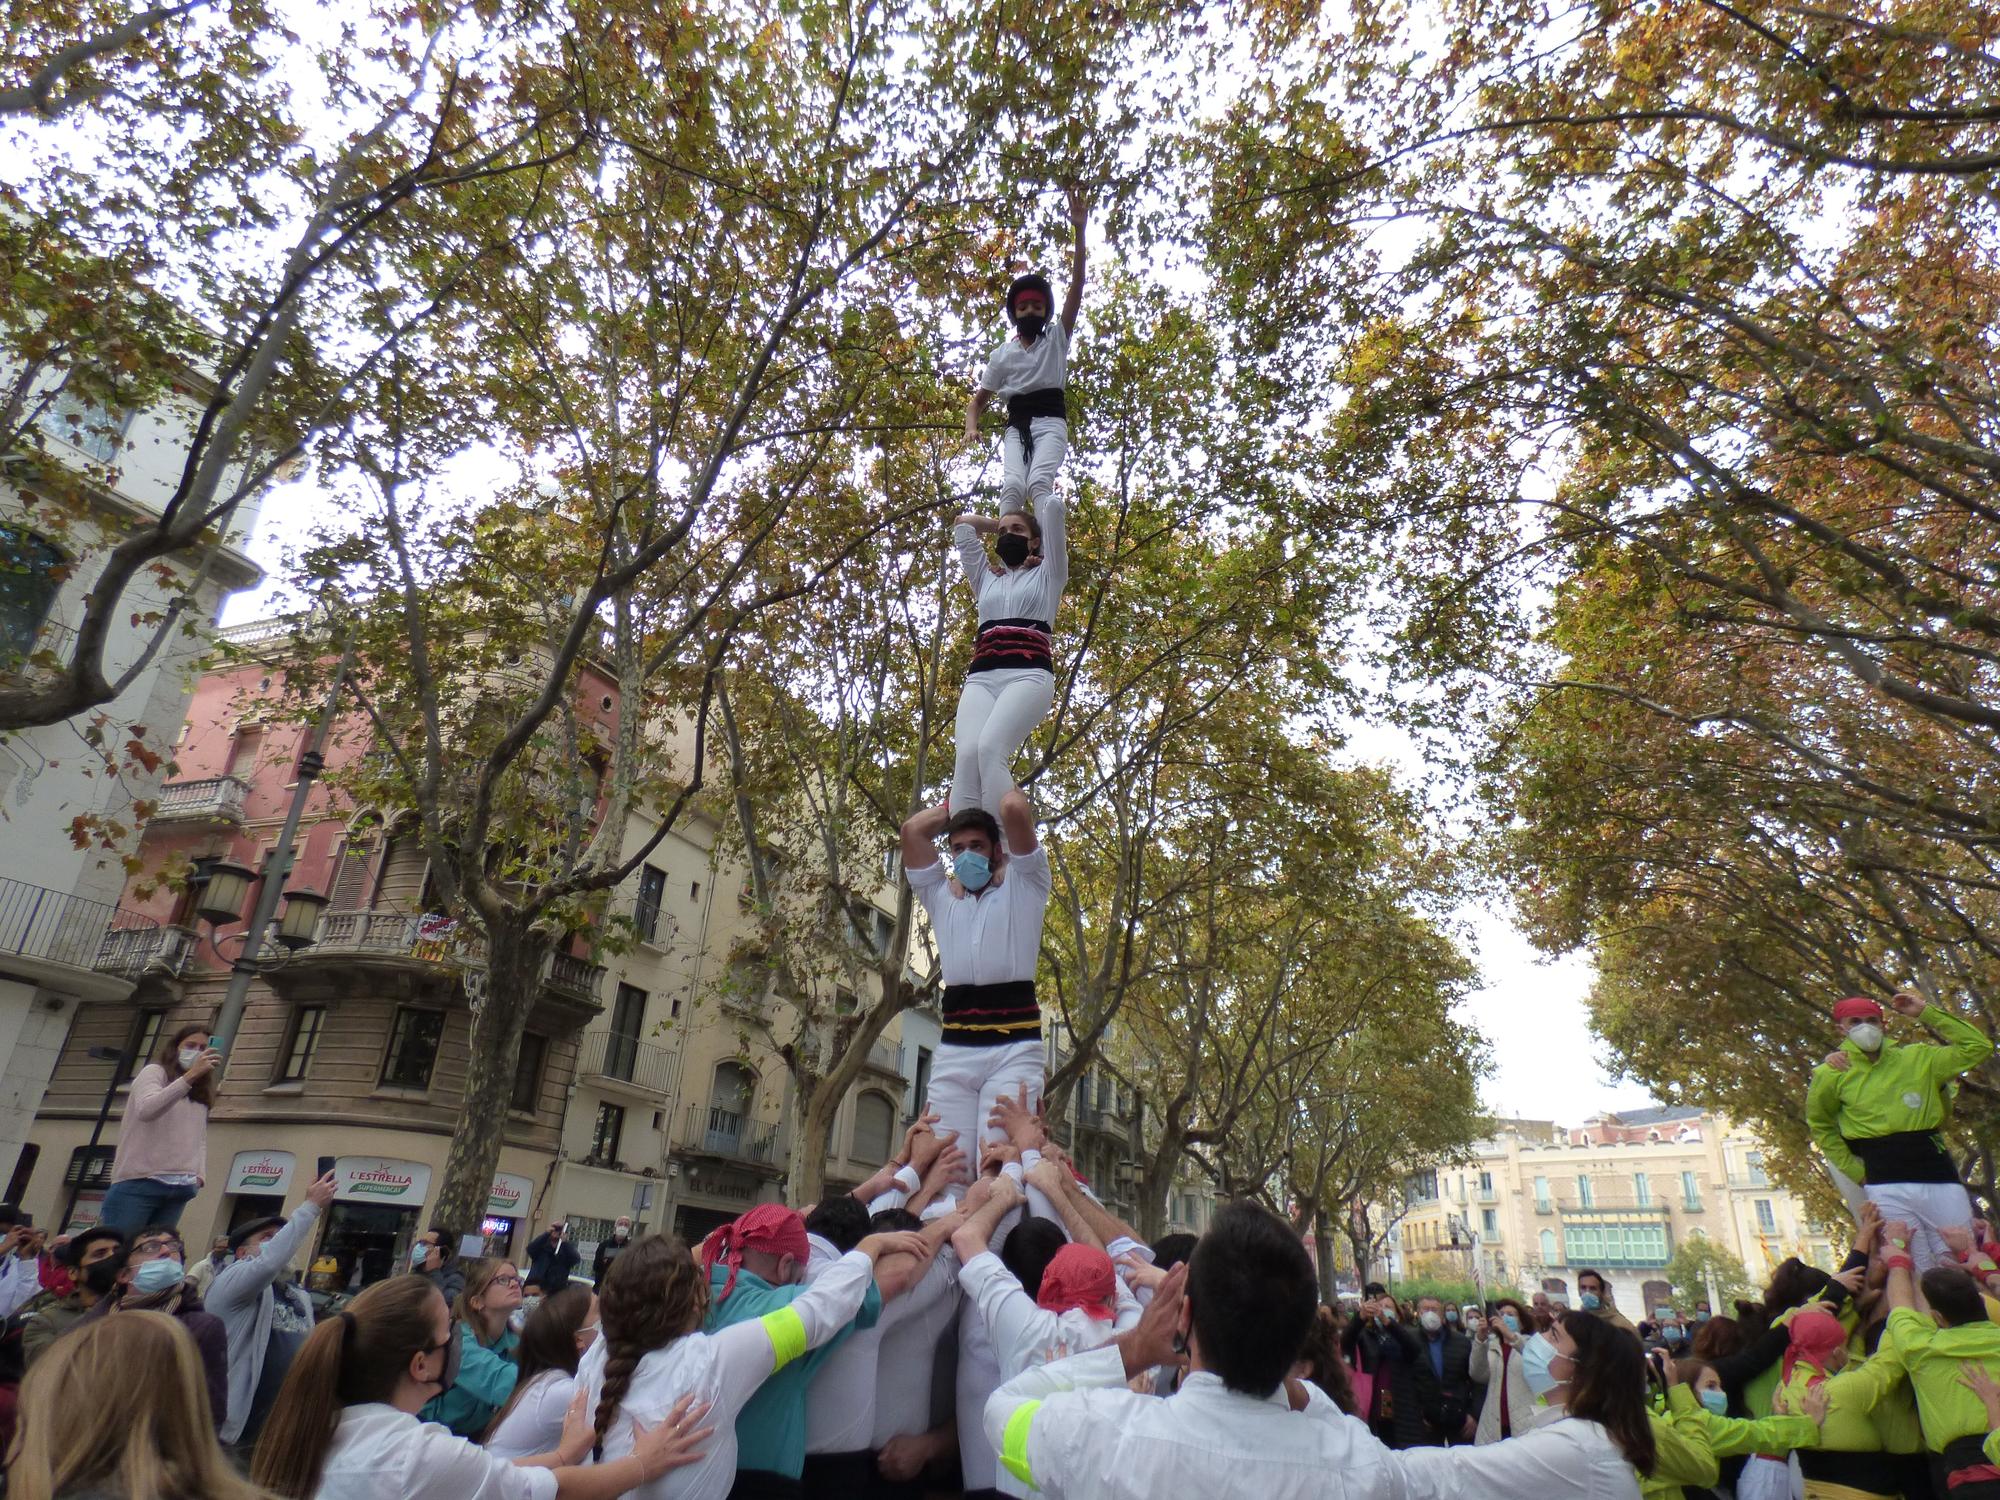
[1698,1388,1729,1416]
[1520,1333,1561,1396]
[131,1258,185,1295]
[1501,1312,1521,1335]
[1580,1292,1601,1311]
[953,850,992,891]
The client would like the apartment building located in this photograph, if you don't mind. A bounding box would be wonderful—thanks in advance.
[1389,1108,1840,1312]
[0,359,265,1200]
[16,626,931,1286]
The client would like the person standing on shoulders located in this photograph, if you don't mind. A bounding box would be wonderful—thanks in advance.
[205,1168,337,1451]
[98,1025,219,1232]
[528,1217,581,1295]
[1808,989,1993,1269]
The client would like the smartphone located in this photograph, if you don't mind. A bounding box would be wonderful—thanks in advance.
[317,1156,336,1179]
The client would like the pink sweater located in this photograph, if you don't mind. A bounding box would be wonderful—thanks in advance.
[109,1063,210,1184]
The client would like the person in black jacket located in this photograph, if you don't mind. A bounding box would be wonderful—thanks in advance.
[1393,1294,1482,1447]
[523,1216,579,1292]
[591,1216,635,1283]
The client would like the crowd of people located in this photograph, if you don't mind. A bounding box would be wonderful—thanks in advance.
[6,227,2000,1500]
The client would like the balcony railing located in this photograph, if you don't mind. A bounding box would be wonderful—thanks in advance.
[578,1031,675,1095]
[151,776,247,823]
[691,1103,779,1164]
[0,877,158,975]
[1,619,77,674]
[866,1037,901,1074]
[305,908,605,1009]
[214,615,302,648]
[94,924,195,979]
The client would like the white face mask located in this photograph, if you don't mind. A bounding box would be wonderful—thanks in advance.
[1846,1022,1885,1053]
[1419,1310,1443,1332]
[178,1046,204,1070]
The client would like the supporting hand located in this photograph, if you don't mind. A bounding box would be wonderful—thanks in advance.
[989,1081,1044,1151]
[1891,989,1928,1017]
[1115,1263,1188,1380]
[629,1393,714,1481]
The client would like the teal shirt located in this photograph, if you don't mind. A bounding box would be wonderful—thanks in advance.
[705,1263,880,1477]
[417,1321,519,1437]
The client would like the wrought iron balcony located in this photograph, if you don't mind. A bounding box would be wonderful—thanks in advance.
[151,776,248,825]
[689,1103,780,1165]
[0,876,158,980]
[276,907,604,1019]
[578,1030,675,1097]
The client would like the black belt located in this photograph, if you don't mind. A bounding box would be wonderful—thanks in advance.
[1798,1447,1905,1493]
[941,980,1041,1049]
[1848,1128,1962,1185]
[799,1450,878,1498]
[1005,387,1067,462]
[1933,1433,2000,1497]
[969,617,1055,675]
[726,1471,805,1500]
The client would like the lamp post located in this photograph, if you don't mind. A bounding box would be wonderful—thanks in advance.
[60,1041,137,1231]
[205,639,353,1066]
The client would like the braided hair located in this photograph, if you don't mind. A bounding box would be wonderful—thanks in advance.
[590,1234,707,1460]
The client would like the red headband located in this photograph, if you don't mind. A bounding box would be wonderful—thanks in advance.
[1036,1243,1117,1321]
[699,1203,809,1303]
[1832,996,1883,1024]
[1782,1308,1846,1386]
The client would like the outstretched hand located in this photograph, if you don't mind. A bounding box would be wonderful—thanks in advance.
[1117,1262,1188,1378]
[1891,988,1928,1017]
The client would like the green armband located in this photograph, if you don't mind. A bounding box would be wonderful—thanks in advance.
[761,1307,808,1371]
[1001,1399,1042,1489]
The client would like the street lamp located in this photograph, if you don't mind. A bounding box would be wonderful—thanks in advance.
[192,860,255,927]
[274,888,329,950]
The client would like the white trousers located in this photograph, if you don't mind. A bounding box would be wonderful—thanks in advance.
[1867,1179,1975,1271]
[952,666,1054,814]
[1000,416,1068,515]
[926,1036,1045,1192]
[956,1293,1005,1491]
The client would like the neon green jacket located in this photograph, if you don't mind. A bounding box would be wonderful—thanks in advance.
[1639,1405,1722,1500]
[1854,1306,2000,1452]
[1805,1005,1992,1183]
[1664,1381,1819,1459]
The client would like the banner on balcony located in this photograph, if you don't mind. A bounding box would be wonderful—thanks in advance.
[486,1172,534,1218]
[332,1156,432,1206]
[225,1150,296,1196]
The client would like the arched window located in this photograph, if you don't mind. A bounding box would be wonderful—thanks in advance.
[707,1062,753,1147]
[0,526,65,658]
[852,1091,895,1166]
[1539,1229,1559,1265]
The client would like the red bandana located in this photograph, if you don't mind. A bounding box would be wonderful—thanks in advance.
[1832,996,1884,1024]
[1782,1308,1846,1387]
[1036,1243,1117,1321]
[699,1203,809,1303]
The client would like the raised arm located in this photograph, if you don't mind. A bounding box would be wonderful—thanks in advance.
[901,804,948,874]
[1024,1159,1098,1249]
[1912,993,1996,1080]
[1048,1162,1144,1254]
[1060,185,1087,336]
[124,1065,193,1122]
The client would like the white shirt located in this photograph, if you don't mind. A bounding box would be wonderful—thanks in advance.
[953,489,1068,629]
[484,1370,578,1461]
[871,1250,962,1448]
[803,1235,885,1456]
[958,1250,1137,1381]
[1393,1416,1642,1500]
[983,1345,1404,1500]
[577,1247,876,1500]
[907,842,1050,986]
[311,1403,557,1500]
[981,319,1069,398]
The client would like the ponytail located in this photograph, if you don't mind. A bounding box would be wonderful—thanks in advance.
[253,1277,443,1498]
[591,1236,704,1460]
[1558,1311,1657,1476]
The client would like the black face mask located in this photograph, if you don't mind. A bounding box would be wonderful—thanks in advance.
[1013,312,1047,340]
[81,1258,121,1297]
[430,1327,463,1396]
[996,533,1031,567]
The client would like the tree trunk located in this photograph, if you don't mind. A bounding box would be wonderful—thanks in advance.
[1315,1203,1337,1303]
[434,919,550,1239]
[789,1067,839,1209]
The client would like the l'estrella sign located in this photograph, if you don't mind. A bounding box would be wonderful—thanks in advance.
[486,1172,533,1217]
[225,1150,296,1196]
[332,1156,433,1206]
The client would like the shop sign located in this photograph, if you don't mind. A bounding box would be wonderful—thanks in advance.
[225,1149,296,1196]
[486,1172,534,1217]
[333,1156,432,1206]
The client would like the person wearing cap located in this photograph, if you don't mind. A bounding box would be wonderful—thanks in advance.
[1806,989,1993,1269]
[699,1202,886,1498]
[19,1224,126,1367]
[205,1167,336,1448]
